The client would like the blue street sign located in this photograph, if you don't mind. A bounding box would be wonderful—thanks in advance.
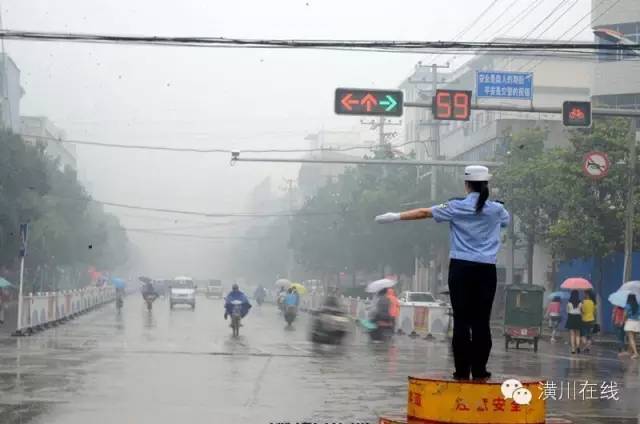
[476,71,533,100]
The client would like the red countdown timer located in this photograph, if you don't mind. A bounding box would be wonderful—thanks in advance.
[432,89,472,121]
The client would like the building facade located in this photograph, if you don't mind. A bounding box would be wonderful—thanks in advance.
[20,116,77,172]
[592,0,640,109]
[0,54,24,132]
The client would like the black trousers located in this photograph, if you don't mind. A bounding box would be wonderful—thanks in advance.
[448,258,497,378]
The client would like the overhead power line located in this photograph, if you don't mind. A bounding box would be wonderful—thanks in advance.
[0,30,637,52]
[53,195,349,218]
[22,134,426,155]
[426,0,502,64]
[518,0,568,41]
[490,0,547,39]
[122,227,264,240]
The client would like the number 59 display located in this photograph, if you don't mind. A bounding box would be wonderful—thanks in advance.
[432,89,472,121]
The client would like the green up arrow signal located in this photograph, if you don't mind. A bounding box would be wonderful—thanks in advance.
[379,95,398,112]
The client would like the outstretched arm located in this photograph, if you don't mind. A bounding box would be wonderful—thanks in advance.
[400,208,433,220]
[375,207,434,223]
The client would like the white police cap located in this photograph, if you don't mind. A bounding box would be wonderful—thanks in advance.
[464,165,492,181]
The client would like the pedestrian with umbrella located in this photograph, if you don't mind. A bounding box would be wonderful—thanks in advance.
[623,293,640,359]
[560,277,593,354]
[565,290,583,354]
[375,165,509,380]
[580,289,598,353]
[608,290,631,356]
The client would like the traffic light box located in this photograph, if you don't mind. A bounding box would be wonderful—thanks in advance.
[562,101,592,128]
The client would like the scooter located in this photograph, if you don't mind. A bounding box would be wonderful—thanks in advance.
[230,300,243,337]
[371,320,394,342]
[310,308,350,345]
[284,305,297,326]
[361,318,394,343]
[144,293,158,311]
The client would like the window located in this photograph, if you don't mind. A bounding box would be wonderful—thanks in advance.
[595,22,640,61]
[408,293,436,303]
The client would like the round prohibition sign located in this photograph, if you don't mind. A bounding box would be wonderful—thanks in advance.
[582,151,610,179]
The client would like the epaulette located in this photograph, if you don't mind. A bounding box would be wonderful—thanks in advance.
[437,197,464,209]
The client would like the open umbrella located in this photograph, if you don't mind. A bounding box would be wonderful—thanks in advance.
[560,278,593,291]
[0,277,14,289]
[609,290,635,308]
[138,276,152,284]
[366,278,397,294]
[289,283,307,294]
[620,281,640,294]
[548,291,570,300]
[111,277,126,290]
[275,279,291,287]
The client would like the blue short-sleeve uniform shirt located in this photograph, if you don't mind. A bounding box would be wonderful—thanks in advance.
[431,192,510,265]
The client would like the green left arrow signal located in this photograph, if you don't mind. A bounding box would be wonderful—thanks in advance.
[379,95,398,112]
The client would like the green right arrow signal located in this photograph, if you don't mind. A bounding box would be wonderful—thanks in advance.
[379,95,398,112]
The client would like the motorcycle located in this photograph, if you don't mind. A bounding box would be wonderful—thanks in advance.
[310,309,350,345]
[365,319,394,343]
[284,305,297,326]
[144,293,158,311]
[230,300,243,337]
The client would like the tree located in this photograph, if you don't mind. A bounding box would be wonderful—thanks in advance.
[494,118,637,294]
[289,155,453,282]
[493,128,566,284]
[545,118,636,296]
[0,131,129,290]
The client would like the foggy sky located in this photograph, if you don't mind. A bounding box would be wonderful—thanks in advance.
[2,0,591,278]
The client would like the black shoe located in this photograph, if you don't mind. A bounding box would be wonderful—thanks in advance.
[452,372,470,381]
[472,371,492,381]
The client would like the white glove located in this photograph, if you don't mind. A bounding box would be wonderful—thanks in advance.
[375,212,401,224]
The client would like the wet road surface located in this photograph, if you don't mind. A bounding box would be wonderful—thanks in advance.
[0,295,638,424]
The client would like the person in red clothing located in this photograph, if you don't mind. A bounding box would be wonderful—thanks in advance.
[386,288,400,330]
[545,296,562,343]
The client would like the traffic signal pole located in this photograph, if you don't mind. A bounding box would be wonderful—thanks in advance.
[623,119,639,283]
[405,101,640,119]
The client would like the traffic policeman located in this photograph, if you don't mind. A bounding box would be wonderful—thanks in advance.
[375,165,509,381]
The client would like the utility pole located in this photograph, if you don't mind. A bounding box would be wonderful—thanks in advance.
[0,7,12,132]
[622,118,639,283]
[431,63,440,203]
[283,178,296,280]
[428,63,449,294]
[361,118,401,154]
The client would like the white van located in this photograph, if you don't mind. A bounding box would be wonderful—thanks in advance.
[169,276,196,309]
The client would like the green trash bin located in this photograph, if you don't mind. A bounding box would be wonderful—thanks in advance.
[503,284,544,353]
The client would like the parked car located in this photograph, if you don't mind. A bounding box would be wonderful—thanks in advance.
[398,291,448,308]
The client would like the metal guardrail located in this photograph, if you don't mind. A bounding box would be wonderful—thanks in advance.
[13,286,116,336]
[300,293,451,338]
